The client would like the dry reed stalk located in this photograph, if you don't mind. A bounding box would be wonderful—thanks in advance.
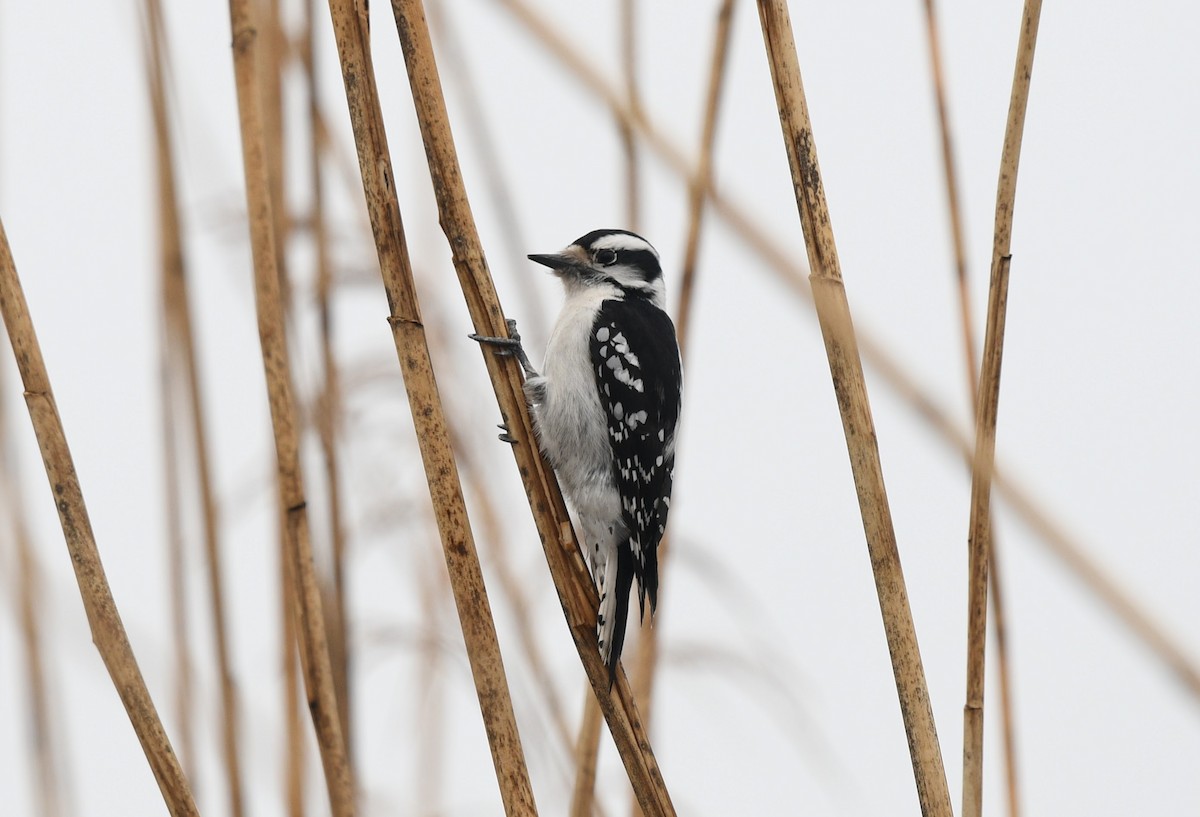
[0,374,67,817]
[570,2,650,807]
[281,514,308,817]
[963,7,1042,814]
[385,1,676,813]
[987,538,1020,817]
[629,0,735,758]
[226,2,355,813]
[261,0,292,311]
[674,0,734,360]
[619,0,641,230]
[144,1,248,809]
[159,351,197,790]
[918,1,1022,813]
[145,90,198,801]
[569,693,603,817]
[496,0,1200,706]
[961,257,1012,817]
[0,220,199,815]
[302,0,354,760]
[755,3,954,815]
[321,2,537,813]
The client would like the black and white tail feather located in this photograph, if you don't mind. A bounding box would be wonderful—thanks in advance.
[472,229,682,683]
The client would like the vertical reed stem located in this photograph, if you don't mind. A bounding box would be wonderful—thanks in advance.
[962,3,1043,816]
[145,0,247,809]
[303,0,354,762]
[322,1,537,812]
[630,0,735,754]
[226,1,355,813]
[755,3,953,814]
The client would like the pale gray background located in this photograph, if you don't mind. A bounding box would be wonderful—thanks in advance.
[1,1,1198,815]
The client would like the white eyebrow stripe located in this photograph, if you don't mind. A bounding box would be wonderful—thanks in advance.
[588,233,659,259]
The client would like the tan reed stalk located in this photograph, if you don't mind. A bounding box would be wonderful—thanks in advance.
[159,350,197,790]
[0,220,199,815]
[630,0,735,753]
[145,14,196,796]
[281,513,308,817]
[261,0,291,310]
[961,260,1012,817]
[226,2,355,813]
[963,8,1043,814]
[919,1,1022,813]
[988,536,1020,817]
[0,374,67,817]
[496,0,1200,704]
[321,2,538,813]
[385,1,676,813]
[302,0,353,760]
[619,0,641,230]
[570,2,650,807]
[674,0,734,360]
[569,692,604,817]
[754,3,954,815]
[144,1,247,809]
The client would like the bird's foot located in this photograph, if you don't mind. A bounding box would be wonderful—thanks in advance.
[469,318,539,379]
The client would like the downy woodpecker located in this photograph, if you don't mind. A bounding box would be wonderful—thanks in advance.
[473,229,682,680]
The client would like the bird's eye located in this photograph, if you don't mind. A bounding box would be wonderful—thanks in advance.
[595,249,618,266]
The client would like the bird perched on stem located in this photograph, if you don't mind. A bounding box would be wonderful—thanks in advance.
[473,229,682,682]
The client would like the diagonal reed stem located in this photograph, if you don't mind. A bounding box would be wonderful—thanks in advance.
[619,0,641,231]
[302,0,354,766]
[630,0,736,736]
[0,219,199,816]
[629,4,735,814]
[385,1,676,813]
[963,4,1043,816]
[321,1,537,813]
[144,1,247,810]
[225,1,355,813]
[755,3,954,815]
[918,1,1024,814]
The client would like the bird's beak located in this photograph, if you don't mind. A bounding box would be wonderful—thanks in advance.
[527,252,578,272]
[528,245,591,277]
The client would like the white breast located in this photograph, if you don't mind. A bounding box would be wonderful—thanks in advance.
[533,283,622,524]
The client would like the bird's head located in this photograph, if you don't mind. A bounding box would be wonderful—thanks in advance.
[529,229,665,308]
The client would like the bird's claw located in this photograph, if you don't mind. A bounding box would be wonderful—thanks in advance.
[497,422,518,445]
[469,318,522,352]
[469,318,538,379]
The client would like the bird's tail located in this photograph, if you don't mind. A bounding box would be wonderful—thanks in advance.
[598,540,636,686]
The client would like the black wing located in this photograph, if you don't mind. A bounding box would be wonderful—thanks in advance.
[590,296,682,631]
